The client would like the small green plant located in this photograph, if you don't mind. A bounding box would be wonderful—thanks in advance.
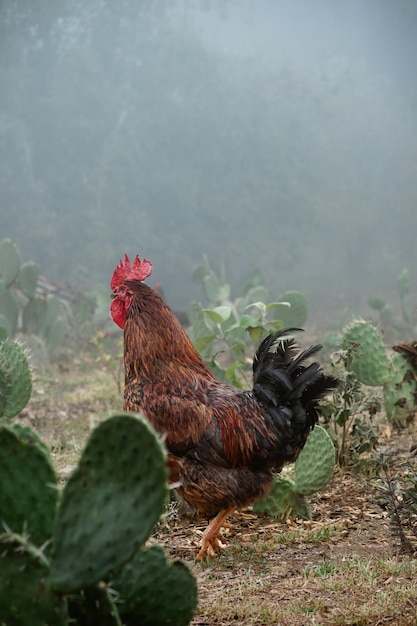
[91,330,124,393]
[383,352,416,427]
[253,425,335,521]
[374,458,417,555]
[0,339,197,626]
[321,343,381,466]
[190,257,309,386]
[0,238,68,357]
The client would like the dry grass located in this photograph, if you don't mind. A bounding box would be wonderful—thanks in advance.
[21,357,417,626]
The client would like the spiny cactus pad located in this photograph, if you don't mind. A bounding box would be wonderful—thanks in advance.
[0,339,32,418]
[45,316,67,354]
[383,352,417,425]
[113,545,198,626]
[252,476,310,521]
[22,297,48,335]
[0,283,19,335]
[7,421,52,460]
[0,238,21,286]
[19,261,39,298]
[202,270,231,304]
[0,533,67,626]
[253,427,335,521]
[294,425,335,496]
[0,425,58,547]
[342,319,390,386]
[277,290,308,328]
[50,413,168,592]
[68,585,122,626]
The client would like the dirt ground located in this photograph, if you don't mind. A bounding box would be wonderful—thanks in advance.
[23,362,417,626]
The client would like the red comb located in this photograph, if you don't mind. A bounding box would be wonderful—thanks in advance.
[111,254,153,290]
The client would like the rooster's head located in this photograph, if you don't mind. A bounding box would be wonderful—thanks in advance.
[110,253,152,328]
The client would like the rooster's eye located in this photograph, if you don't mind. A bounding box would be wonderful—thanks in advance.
[126,290,132,297]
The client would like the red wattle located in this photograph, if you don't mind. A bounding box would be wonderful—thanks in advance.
[110,299,126,329]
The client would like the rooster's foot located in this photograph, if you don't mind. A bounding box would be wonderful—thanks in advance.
[196,507,235,561]
[197,533,227,560]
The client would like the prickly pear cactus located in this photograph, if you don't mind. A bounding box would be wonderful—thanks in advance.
[68,585,122,626]
[22,297,48,335]
[203,270,230,304]
[253,426,335,521]
[45,316,68,355]
[342,319,390,386]
[7,421,52,459]
[294,425,336,495]
[277,290,308,328]
[113,545,198,626]
[252,475,306,521]
[0,533,67,626]
[0,238,21,286]
[40,295,60,334]
[383,352,417,425]
[0,339,32,418]
[0,425,58,547]
[0,282,19,336]
[19,261,39,298]
[50,413,169,592]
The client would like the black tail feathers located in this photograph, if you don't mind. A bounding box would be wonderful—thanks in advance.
[252,327,338,428]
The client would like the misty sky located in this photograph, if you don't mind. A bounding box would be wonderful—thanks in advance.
[1,0,416,321]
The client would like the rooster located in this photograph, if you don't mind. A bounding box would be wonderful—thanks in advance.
[110,254,338,559]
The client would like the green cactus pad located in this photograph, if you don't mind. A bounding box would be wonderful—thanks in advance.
[294,426,335,496]
[68,585,122,626]
[22,297,48,335]
[50,413,168,592]
[240,284,269,311]
[45,316,67,354]
[0,339,32,418]
[0,283,19,335]
[7,421,52,460]
[277,290,308,328]
[253,475,311,520]
[19,261,39,298]
[113,545,197,626]
[342,319,390,386]
[0,533,67,626]
[0,425,58,547]
[203,270,230,303]
[0,238,21,286]
[40,295,60,334]
[383,353,417,425]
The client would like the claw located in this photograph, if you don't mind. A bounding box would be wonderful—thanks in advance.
[196,507,235,561]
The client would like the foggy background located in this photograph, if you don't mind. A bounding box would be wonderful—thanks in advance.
[1,0,416,322]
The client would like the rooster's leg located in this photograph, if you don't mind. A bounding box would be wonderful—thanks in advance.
[197,506,235,561]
